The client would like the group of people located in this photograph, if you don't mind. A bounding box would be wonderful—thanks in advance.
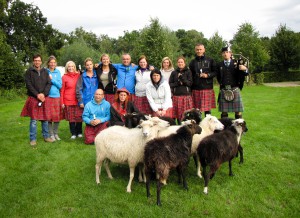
[21,44,248,147]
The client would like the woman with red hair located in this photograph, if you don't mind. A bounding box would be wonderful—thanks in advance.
[109,88,140,126]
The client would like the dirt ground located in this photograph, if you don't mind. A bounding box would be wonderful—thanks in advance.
[263,81,300,87]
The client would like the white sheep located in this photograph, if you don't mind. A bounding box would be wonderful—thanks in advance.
[95,117,169,192]
[157,115,224,178]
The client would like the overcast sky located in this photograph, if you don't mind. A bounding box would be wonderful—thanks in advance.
[22,0,300,41]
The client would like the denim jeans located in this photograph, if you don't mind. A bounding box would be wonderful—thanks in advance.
[30,119,50,141]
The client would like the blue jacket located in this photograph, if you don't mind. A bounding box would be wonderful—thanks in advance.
[82,97,111,125]
[76,69,99,105]
[47,68,62,98]
[113,64,138,94]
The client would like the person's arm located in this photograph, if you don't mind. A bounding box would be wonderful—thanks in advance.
[24,69,39,97]
[99,102,111,123]
[162,83,172,110]
[145,84,158,112]
[76,76,84,107]
[82,105,92,124]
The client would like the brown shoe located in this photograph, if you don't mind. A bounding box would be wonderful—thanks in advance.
[30,140,37,148]
[44,137,54,143]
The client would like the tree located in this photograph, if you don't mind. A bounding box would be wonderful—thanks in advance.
[269,24,300,72]
[69,27,100,51]
[0,29,24,89]
[231,22,270,73]
[206,32,226,63]
[3,0,66,64]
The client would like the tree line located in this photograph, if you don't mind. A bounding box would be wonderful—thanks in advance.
[1,0,300,89]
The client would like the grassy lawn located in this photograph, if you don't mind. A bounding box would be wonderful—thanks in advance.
[0,85,299,217]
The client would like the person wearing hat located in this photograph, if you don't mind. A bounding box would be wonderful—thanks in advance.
[189,43,217,117]
[82,88,110,144]
[109,87,140,126]
[146,69,173,117]
[216,46,248,119]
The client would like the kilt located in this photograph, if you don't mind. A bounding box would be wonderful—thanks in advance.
[63,105,83,122]
[20,96,51,120]
[105,94,115,105]
[133,96,152,115]
[84,121,108,144]
[218,88,244,112]
[172,95,193,119]
[46,97,63,122]
[151,107,173,117]
[192,89,216,111]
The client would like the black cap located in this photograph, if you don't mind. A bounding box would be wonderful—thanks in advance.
[221,46,231,52]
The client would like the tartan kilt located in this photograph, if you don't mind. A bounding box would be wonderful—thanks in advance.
[63,105,83,122]
[192,89,216,111]
[133,96,152,115]
[46,97,63,122]
[151,107,173,117]
[172,95,194,119]
[20,96,51,120]
[218,88,244,112]
[105,94,115,105]
[84,121,108,144]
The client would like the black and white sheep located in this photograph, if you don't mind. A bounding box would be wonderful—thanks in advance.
[95,117,170,192]
[144,121,202,206]
[182,108,202,124]
[197,119,248,194]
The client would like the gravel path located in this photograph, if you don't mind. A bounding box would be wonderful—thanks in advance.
[263,81,300,87]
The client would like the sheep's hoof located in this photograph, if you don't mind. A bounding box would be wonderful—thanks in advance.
[203,187,208,195]
[126,189,132,193]
[197,174,203,178]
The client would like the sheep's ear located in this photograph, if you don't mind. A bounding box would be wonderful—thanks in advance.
[145,115,151,120]
[132,112,138,115]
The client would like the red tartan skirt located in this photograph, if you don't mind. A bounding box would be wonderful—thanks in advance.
[63,105,83,122]
[84,121,108,144]
[151,107,173,117]
[192,89,216,111]
[133,96,152,115]
[105,94,115,105]
[172,95,193,119]
[46,97,63,122]
[20,96,51,120]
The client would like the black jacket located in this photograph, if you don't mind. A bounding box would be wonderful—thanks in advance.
[96,63,117,94]
[109,101,140,126]
[189,55,216,90]
[24,67,51,97]
[169,67,193,96]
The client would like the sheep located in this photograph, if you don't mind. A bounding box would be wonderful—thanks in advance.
[216,117,245,164]
[182,108,202,124]
[124,112,176,128]
[144,121,202,206]
[157,115,224,178]
[197,119,248,195]
[95,117,170,192]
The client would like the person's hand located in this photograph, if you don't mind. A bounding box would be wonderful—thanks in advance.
[161,110,166,116]
[239,65,247,71]
[200,73,207,78]
[62,104,65,109]
[79,103,84,108]
[149,65,155,71]
[94,63,99,68]
[37,93,45,102]
[91,119,101,126]
[49,74,52,80]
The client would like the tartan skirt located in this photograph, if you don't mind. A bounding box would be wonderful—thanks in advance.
[84,121,108,144]
[133,95,152,115]
[20,96,51,120]
[46,97,63,122]
[172,95,193,119]
[218,88,244,112]
[151,107,173,117]
[63,105,83,122]
[192,89,216,111]
[105,94,115,105]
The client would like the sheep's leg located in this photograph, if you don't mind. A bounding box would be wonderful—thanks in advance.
[138,163,146,183]
[192,154,198,168]
[176,166,182,184]
[126,166,135,193]
[156,180,162,206]
[181,167,188,190]
[145,167,151,198]
[95,155,104,184]
[238,144,244,164]
[104,159,113,179]
[202,165,209,194]
[196,154,202,178]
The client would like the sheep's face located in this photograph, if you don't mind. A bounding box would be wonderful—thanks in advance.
[233,119,248,134]
[140,120,154,137]
[202,115,224,131]
[182,108,202,124]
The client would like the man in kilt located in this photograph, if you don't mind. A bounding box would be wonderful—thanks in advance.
[216,46,248,119]
[21,54,54,147]
[189,44,217,117]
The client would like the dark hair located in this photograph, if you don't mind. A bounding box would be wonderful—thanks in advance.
[150,68,162,84]
[33,54,42,61]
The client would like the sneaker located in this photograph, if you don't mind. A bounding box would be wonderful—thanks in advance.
[50,135,56,141]
[77,134,83,138]
[44,137,54,143]
[71,135,76,139]
[30,140,37,147]
[54,135,61,140]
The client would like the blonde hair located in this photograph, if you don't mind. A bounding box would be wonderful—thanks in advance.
[84,57,93,65]
[65,61,77,73]
[161,57,174,70]
[100,54,110,62]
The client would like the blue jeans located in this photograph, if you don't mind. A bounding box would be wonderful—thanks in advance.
[30,119,50,141]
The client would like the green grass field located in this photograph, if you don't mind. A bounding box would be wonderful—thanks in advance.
[0,85,299,217]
